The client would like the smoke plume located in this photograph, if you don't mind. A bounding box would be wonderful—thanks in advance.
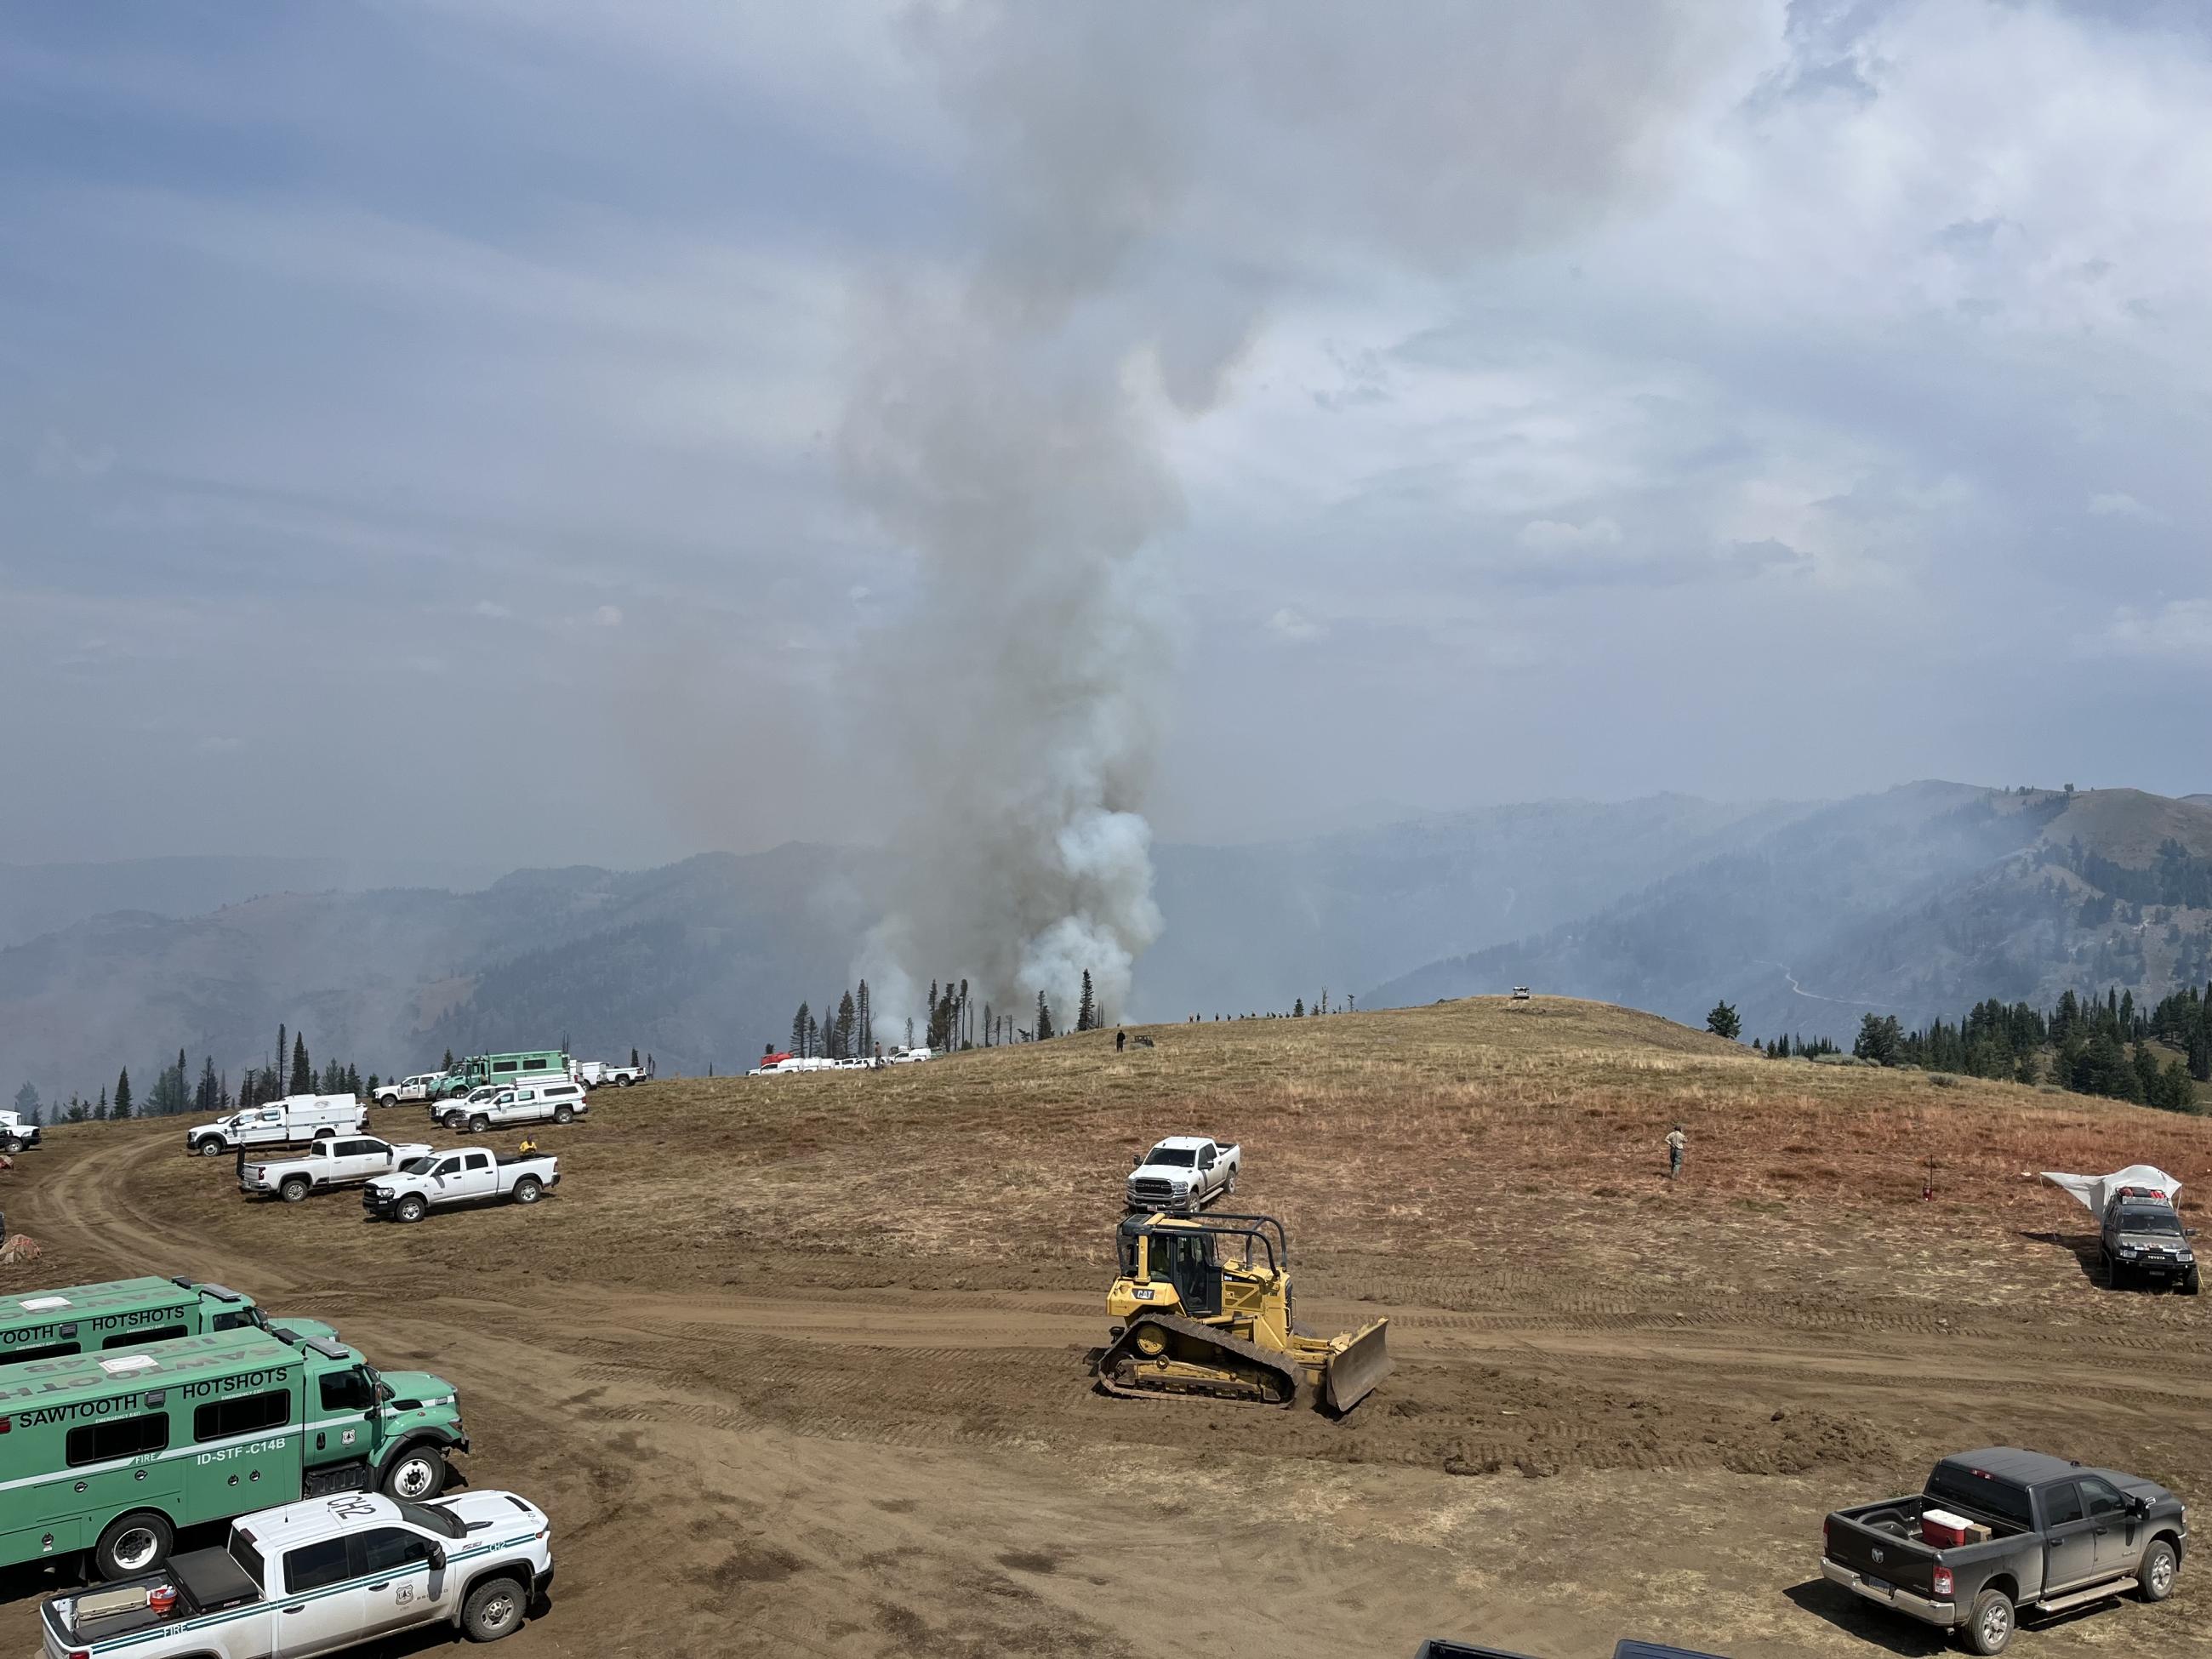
[843,1,1752,1032]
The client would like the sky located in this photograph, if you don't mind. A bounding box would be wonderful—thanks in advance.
[4,0,2209,869]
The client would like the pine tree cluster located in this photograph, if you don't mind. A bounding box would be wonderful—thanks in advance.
[784,969,1109,1055]
[1792,986,2209,1111]
[23,1021,368,1126]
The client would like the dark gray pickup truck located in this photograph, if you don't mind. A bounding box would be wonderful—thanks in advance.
[2101,1194,2200,1291]
[1822,1447,2186,1653]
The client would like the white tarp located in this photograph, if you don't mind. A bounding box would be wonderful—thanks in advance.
[2040,1164,2182,1219]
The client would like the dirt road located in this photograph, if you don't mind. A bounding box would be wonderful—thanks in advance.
[7,1006,2212,1657]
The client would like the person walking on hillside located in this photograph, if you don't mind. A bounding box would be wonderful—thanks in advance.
[1665,1124,1687,1182]
[1115,1028,1126,1052]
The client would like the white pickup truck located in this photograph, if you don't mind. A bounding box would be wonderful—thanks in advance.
[188,1097,367,1158]
[1126,1135,1242,1213]
[370,1073,444,1108]
[433,1080,590,1134]
[362,1148,560,1223]
[240,1136,433,1203]
[38,1489,552,1659]
[0,1109,40,1153]
[576,1060,645,1088]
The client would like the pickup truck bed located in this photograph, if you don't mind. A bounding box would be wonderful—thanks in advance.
[1821,1448,2187,1653]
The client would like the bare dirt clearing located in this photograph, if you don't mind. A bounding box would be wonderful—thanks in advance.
[6,998,2212,1657]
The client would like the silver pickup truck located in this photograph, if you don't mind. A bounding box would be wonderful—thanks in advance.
[1821,1447,2186,1653]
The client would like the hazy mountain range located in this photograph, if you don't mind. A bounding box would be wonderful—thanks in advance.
[3,783,2208,1101]
[1372,784,2212,1040]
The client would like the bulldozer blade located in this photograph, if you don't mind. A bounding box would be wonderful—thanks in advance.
[1322,1318,1392,1413]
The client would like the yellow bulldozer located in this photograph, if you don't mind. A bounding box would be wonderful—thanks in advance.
[1096,1211,1392,1412]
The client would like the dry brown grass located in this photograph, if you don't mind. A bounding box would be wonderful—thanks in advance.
[26,994,2212,1306]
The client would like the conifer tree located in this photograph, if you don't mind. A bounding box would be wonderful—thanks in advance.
[1706,1001,1741,1040]
[791,1003,810,1057]
[1035,991,1055,1040]
[113,1068,133,1120]
[289,1034,311,1095]
[1293,998,1304,1018]
[1077,971,1095,1033]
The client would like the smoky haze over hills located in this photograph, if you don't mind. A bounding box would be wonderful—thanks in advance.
[4,781,2209,1105]
[1371,784,2212,1040]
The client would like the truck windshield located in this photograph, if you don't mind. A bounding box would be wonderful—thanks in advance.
[1927,1463,2032,1529]
[398,1157,438,1175]
[398,1499,466,1539]
[1146,1147,1197,1166]
[227,1529,264,1590]
[2119,1209,2183,1234]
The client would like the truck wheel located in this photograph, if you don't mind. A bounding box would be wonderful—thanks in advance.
[2140,1538,2179,1601]
[1964,1588,2014,1655]
[514,1177,544,1204]
[469,1114,490,1134]
[280,1176,311,1204]
[315,1127,335,1139]
[552,1104,573,1124]
[618,1075,634,1086]
[2185,1265,2201,1297]
[94,1510,174,1580]
[196,1138,226,1158]
[396,1194,429,1224]
[1224,1170,1237,1196]
[382,1446,446,1500]
[461,1575,527,1642]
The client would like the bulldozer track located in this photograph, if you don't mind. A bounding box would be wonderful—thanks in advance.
[1094,1313,1303,1406]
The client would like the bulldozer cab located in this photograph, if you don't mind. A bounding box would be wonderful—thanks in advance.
[1116,1213,1291,1316]
[1116,1216,1223,1316]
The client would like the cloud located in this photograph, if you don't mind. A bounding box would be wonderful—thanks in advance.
[590,604,623,627]
[1519,517,1624,551]
[33,430,116,480]
[2087,492,2162,522]
[3,0,2210,864]
[2104,599,2212,658]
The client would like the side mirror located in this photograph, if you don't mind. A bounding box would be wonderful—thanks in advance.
[1131,1154,1141,1169]
[429,1544,448,1571]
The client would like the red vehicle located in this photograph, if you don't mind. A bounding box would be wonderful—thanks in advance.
[756,1051,794,1070]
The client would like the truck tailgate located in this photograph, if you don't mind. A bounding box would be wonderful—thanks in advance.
[1827,1513,1939,1599]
